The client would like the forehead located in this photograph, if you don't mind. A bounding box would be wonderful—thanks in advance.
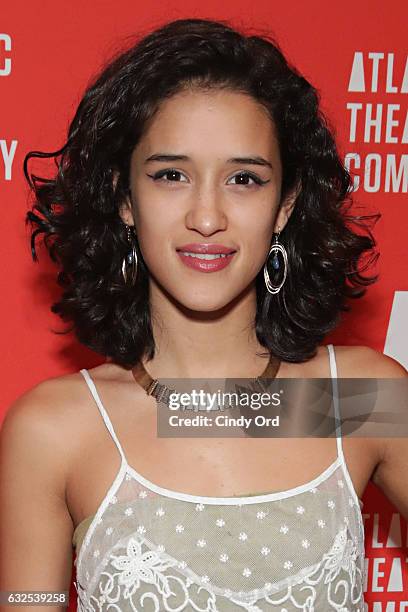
[135,88,280,160]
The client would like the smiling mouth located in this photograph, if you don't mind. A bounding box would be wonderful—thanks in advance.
[176,243,237,255]
[176,248,237,273]
[177,252,231,260]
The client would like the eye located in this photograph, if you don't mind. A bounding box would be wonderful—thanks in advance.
[147,169,188,183]
[227,172,269,187]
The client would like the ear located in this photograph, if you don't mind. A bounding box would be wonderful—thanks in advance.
[273,180,300,234]
[113,170,135,227]
[119,198,135,227]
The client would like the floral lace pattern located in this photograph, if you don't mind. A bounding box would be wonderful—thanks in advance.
[75,523,364,611]
[73,458,365,612]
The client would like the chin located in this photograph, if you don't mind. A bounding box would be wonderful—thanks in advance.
[176,293,235,314]
[151,274,251,314]
[157,284,237,315]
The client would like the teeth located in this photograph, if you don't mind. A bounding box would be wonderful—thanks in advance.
[181,252,230,260]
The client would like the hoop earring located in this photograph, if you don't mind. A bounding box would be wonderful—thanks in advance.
[263,228,288,294]
[121,224,138,285]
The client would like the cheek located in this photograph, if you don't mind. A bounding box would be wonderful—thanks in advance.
[135,207,177,267]
[137,219,165,253]
[239,209,276,273]
[133,189,173,235]
[241,204,275,245]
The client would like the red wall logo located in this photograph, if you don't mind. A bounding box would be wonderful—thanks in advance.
[344,52,408,194]
[0,33,11,76]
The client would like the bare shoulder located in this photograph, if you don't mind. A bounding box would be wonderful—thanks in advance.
[3,362,126,425]
[1,375,78,487]
[3,370,87,438]
[1,363,125,479]
[330,344,408,378]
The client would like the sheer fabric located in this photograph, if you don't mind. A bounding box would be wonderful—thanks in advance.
[73,345,366,611]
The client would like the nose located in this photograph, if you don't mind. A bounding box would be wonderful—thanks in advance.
[184,185,228,236]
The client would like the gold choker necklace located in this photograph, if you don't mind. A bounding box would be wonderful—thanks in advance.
[131,354,281,407]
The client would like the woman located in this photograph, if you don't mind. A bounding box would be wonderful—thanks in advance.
[1,17,407,612]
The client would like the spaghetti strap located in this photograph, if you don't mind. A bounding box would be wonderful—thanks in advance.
[326,344,343,463]
[79,369,128,465]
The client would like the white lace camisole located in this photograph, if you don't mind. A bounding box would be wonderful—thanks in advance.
[73,344,366,611]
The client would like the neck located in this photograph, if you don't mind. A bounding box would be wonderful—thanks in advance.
[144,280,270,379]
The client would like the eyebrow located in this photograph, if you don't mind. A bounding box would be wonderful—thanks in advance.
[144,153,273,169]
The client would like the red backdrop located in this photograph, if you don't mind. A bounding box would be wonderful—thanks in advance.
[1,1,407,609]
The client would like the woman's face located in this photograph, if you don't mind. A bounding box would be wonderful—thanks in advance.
[121,88,296,312]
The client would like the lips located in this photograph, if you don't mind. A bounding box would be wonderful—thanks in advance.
[176,243,237,255]
[176,245,237,273]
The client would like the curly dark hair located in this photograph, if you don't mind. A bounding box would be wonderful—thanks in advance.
[24,17,380,368]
